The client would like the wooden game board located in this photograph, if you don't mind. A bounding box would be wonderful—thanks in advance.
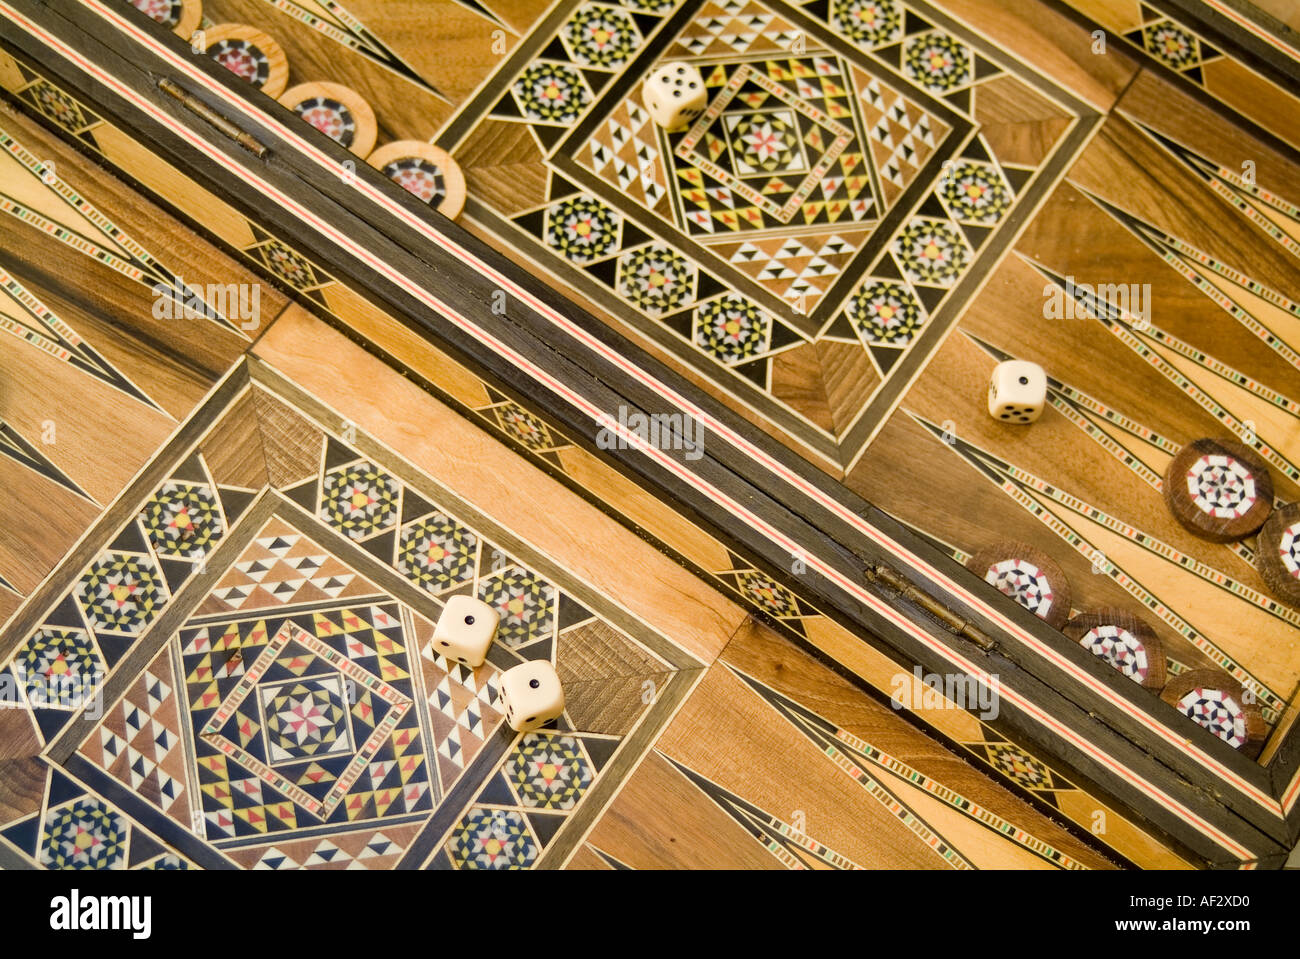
[0,0,1297,869]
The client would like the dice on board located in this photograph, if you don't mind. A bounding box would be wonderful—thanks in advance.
[499,659,565,732]
[987,359,1046,424]
[432,594,499,668]
[642,62,707,130]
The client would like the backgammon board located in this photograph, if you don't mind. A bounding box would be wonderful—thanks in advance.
[0,0,1297,871]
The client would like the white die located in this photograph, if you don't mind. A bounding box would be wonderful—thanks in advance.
[642,62,707,130]
[987,360,1046,424]
[499,660,565,732]
[432,595,499,667]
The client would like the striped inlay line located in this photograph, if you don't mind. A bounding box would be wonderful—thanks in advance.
[1200,0,1300,64]
[1045,392,1260,569]
[32,1,1279,838]
[828,728,1087,869]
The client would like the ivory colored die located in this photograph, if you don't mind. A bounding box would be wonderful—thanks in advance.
[432,595,499,667]
[642,62,707,130]
[987,360,1046,424]
[499,660,565,732]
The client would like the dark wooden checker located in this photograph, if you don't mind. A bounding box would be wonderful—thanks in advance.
[1256,502,1300,608]
[1161,668,1268,756]
[1064,608,1167,691]
[1163,437,1275,543]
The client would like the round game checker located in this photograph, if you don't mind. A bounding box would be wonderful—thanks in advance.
[201,23,289,100]
[367,140,466,221]
[966,543,1071,630]
[1255,501,1300,608]
[1064,608,1166,690]
[278,82,378,158]
[1164,437,1273,542]
[1160,668,1265,753]
[128,0,202,40]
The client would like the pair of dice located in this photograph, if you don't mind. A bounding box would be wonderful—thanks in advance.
[434,595,564,733]
[987,359,1047,424]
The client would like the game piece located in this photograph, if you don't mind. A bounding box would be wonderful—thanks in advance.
[1064,608,1166,690]
[499,659,565,732]
[278,81,378,158]
[129,0,202,40]
[966,543,1071,629]
[201,23,290,100]
[1255,502,1300,608]
[367,140,467,220]
[1161,669,1265,753]
[432,594,499,667]
[1164,438,1273,542]
[641,62,707,130]
[987,359,1046,424]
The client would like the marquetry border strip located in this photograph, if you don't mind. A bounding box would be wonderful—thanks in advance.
[726,662,1096,869]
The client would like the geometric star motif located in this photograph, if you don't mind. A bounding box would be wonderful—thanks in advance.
[259,676,354,764]
[892,217,971,287]
[506,733,593,810]
[39,798,129,870]
[903,31,972,93]
[478,567,557,648]
[380,158,447,207]
[1185,454,1257,519]
[985,743,1052,790]
[512,61,592,124]
[734,568,802,618]
[939,160,1011,224]
[294,97,358,149]
[846,278,926,345]
[1176,687,1247,748]
[320,461,401,541]
[397,513,478,595]
[616,244,698,315]
[724,110,806,175]
[1078,625,1149,683]
[1141,20,1201,71]
[447,807,539,870]
[75,551,168,636]
[22,79,98,135]
[544,194,622,264]
[15,626,103,709]
[247,239,327,293]
[831,0,902,47]
[562,5,641,69]
[693,295,773,364]
[982,558,1055,620]
[210,39,271,89]
[139,480,225,559]
[492,403,558,453]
